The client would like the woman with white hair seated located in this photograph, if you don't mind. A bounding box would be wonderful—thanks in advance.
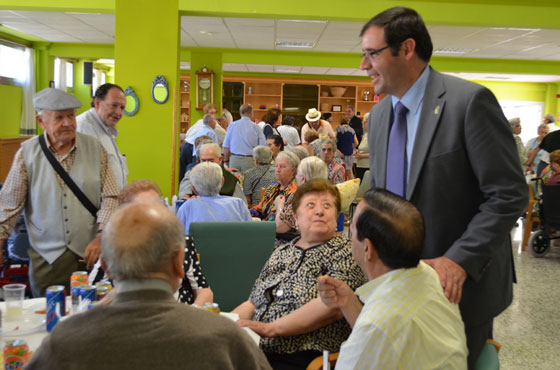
[177,162,252,234]
[526,124,550,174]
[319,139,346,184]
[509,117,527,168]
[243,146,277,207]
[251,151,300,221]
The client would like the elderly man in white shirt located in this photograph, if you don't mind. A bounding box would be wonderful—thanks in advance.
[77,83,128,190]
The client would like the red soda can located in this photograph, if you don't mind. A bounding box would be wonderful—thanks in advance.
[3,339,30,370]
[46,285,66,332]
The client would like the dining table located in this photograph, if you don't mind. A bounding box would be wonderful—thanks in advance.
[0,297,260,355]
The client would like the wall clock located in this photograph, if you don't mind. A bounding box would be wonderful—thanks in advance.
[196,68,213,110]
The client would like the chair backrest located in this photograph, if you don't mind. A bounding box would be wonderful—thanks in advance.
[356,170,371,199]
[541,185,560,228]
[189,221,276,311]
[306,352,339,370]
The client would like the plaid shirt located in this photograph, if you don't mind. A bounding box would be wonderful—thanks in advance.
[0,133,119,239]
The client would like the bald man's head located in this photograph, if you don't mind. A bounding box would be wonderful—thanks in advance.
[101,202,185,281]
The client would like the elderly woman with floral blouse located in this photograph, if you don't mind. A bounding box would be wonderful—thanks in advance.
[250,151,300,221]
[233,179,367,369]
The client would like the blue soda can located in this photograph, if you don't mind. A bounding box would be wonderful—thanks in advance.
[71,285,83,314]
[46,285,66,332]
[175,198,186,212]
[79,285,97,306]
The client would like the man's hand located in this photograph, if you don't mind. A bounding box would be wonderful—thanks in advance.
[422,256,467,304]
[237,320,277,338]
[84,234,102,270]
[317,275,354,310]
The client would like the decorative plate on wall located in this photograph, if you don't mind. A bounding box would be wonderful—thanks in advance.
[123,86,139,116]
[151,75,169,104]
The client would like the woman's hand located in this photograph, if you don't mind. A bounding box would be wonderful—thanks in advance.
[237,320,278,338]
[274,194,286,212]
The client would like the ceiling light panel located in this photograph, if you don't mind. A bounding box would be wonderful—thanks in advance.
[325,67,356,75]
[300,66,330,74]
[246,64,274,72]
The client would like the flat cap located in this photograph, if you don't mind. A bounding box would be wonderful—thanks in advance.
[33,88,82,111]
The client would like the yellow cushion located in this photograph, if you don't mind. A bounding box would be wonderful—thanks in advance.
[336,178,360,212]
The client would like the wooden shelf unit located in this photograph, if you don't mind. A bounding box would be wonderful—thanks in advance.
[223,76,384,126]
[179,75,190,133]
[1,137,31,182]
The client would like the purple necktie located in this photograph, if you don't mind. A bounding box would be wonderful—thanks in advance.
[386,102,408,197]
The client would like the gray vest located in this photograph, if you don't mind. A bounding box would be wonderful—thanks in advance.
[21,133,102,263]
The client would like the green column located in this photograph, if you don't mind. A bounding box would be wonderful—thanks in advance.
[73,60,93,115]
[114,0,180,196]
[189,51,223,125]
[34,42,52,91]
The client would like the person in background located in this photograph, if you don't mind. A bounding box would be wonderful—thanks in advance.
[318,189,467,369]
[509,117,527,169]
[233,180,367,370]
[214,115,228,146]
[262,108,282,138]
[243,146,277,208]
[277,115,301,150]
[26,202,272,370]
[336,117,359,180]
[540,149,560,185]
[179,143,245,203]
[527,120,560,177]
[223,101,234,125]
[354,112,370,181]
[345,105,363,143]
[223,104,267,172]
[77,83,128,190]
[319,139,346,184]
[302,130,319,156]
[177,162,252,235]
[525,124,550,174]
[0,88,119,297]
[267,134,284,161]
[251,151,299,221]
[322,112,333,125]
[301,108,335,144]
[274,156,328,246]
[362,8,527,367]
[181,104,217,173]
[290,145,310,161]
[191,114,218,157]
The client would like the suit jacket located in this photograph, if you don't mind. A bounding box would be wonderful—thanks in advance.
[368,68,528,326]
[26,287,271,370]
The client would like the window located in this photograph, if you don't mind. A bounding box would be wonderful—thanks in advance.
[54,57,74,90]
[0,43,26,82]
[92,68,106,95]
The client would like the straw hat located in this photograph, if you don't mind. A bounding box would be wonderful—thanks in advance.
[305,108,321,122]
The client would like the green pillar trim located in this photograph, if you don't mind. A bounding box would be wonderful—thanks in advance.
[114,0,180,197]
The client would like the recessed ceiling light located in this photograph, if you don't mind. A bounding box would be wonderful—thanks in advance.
[276,41,314,48]
[200,31,213,36]
[279,19,327,24]
[275,68,300,73]
[96,58,114,64]
[434,48,473,54]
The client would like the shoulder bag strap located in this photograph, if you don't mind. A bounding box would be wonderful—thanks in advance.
[38,135,99,218]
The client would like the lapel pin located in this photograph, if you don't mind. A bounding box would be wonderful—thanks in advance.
[434,105,440,115]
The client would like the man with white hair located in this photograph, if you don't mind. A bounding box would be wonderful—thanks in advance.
[0,88,119,297]
[191,114,218,157]
[177,162,252,234]
[26,202,271,370]
[178,143,245,202]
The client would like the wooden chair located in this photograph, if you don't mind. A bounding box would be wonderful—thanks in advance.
[522,182,540,251]
[189,221,276,311]
[259,187,266,204]
[306,352,339,370]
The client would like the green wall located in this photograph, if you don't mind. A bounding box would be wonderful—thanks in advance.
[0,85,23,138]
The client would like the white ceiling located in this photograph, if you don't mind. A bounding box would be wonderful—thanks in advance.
[2,10,560,81]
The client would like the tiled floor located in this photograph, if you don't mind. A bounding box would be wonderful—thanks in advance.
[493,225,560,370]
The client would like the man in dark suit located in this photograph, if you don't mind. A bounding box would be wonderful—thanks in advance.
[26,202,271,370]
[362,7,527,369]
[345,105,363,143]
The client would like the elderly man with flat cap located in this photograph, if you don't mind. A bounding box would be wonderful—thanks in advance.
[0,88,119,297]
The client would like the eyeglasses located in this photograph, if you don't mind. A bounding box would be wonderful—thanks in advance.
[360,45,390,61]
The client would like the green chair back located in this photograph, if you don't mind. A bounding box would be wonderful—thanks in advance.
[474,341,499,370]
[189,221,276,312]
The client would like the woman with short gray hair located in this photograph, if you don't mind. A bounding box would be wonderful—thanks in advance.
[242,146,277,207]
[509,117,527,167]
[319,139,346,184]
[526,124,550,174]
[177,162,252,234]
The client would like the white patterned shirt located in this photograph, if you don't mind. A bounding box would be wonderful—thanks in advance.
[336,261,468,370]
